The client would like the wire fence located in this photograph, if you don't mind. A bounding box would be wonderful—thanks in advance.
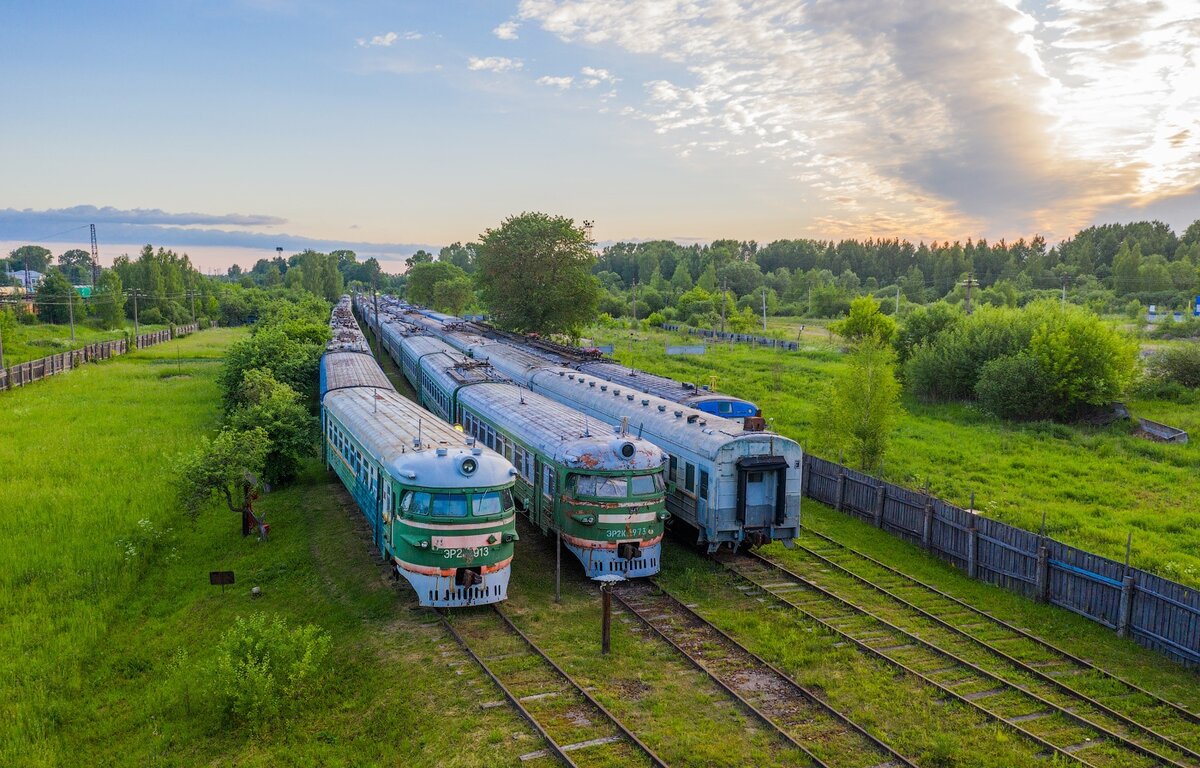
[802,453,1200,666]
[0,322,202,392]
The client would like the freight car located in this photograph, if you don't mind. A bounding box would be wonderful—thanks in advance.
[383,303,801,553]
[376,318,668,578]
[320,297,519,607]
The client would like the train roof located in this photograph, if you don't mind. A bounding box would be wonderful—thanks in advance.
[575,360,729,404]
[460,382,664,471]
[396,331,665,472]
[325,387,515,488]
[320,351,395,398]
[328,296,373,354]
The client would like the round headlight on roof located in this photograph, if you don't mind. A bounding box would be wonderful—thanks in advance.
[459,456,478,476]
[619,441,636,459]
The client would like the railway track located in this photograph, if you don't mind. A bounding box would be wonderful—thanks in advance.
[720,549,1198,768]
[613,579,915,768]
[441,605,667,768]
[793,527,1200,749]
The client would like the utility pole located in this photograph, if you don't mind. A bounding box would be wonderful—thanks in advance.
[1,311,6,369]
[961,272,979,315]
[132,289,140,339]
[373,284,382,359]
[761,286,767,331]
[629,280,638,372]
[90,224,99,288]
[896,285,901,315]
[67,287,75,342]
[1060,274,1071,308]
[189,289,196,323]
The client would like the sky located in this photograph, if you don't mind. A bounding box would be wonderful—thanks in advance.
[2,0,1198,273]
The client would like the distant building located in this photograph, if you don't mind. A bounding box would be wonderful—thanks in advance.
[6,269,44,291]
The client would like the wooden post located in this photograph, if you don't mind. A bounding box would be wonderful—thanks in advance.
[1035,546,1050,603]
[967,516,979,579]
[873,483,886,528]
[922,502,934,550]
[555,531,562,604]
[601,584,612,655]
[835,471,846,512]
[802,454,812,498]
[1117,575,1136,638]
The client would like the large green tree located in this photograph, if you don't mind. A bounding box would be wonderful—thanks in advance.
[94,269,125,329]
[406,261,467,308]
[58,249,93,285]
[476,212,600,334]
[819,339,902,472]
[176,427,271,536]
[227,368,314,486]
[8,245,52,275]
[34,269,83,324]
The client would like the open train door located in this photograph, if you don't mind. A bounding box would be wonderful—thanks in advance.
[736,455,788,545]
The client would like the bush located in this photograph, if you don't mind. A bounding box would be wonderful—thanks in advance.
[1147,345,1200,388]
[975,354,1053,420]
[139,307,164,325]
[1151,316,1200,339]
[894,302,962,363]
[830,296,895,343]
[210,613,331,730]
[645,310,667,327]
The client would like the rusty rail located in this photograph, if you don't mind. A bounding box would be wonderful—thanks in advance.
[614,580,917,768]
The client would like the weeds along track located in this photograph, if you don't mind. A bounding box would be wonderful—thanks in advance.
[794,528,1200,748]
[721,550,1198,768]
[614,580,915,768]
[442,605,667,768]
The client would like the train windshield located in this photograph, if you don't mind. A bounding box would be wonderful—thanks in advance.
[630,473,665,496]
[573,475,628,499]
[471,489,515,517]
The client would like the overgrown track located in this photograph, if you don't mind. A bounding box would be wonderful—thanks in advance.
[614,580,915,768]
[441,605,667,768]
[721,550,1197,768]
[794,528,1200,747]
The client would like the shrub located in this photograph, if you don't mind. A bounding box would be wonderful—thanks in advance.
[210,613,331,730]
[1147,345,1200,388]
[830,296,895,343]
[975,354,1053,420]
[139,307,164,325]
[645,310,667,327]
[894,302,962,363]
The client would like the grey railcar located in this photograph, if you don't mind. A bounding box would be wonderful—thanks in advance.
[392,310,800,552]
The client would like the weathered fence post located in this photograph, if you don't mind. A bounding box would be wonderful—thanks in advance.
[922,501,934,550]
[802,454,812,498]
[835,470,846,512]
[1117,575,1136,638]
[1035,546,1050,603]
[873,482,886,528]
[967,516,979,579]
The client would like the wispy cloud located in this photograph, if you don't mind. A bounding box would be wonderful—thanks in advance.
[494,21,520,40]
[356,30,422,48]
[519,0,1200,240]
[468,56,524,72]
[0,205,286,228]
[537,75,574,89]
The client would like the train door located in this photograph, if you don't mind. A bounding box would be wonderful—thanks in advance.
[736,456,788,533]
[381,481,393,554]
[696,468,709,527]
[540,463,556,532]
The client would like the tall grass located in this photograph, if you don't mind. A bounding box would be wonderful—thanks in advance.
[588,325,1200,586]
[1,320,172,366]
[0,329,239,765]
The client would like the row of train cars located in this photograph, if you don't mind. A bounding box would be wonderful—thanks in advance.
[318,295,803,607]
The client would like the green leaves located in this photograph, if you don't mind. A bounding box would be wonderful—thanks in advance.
[476,211,600,335]
[176,426,270,520]
[830,296,896,344]
[820,339,902,472]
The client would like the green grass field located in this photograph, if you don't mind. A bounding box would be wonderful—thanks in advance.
[1,320,171,366]
[588,325,1200,586]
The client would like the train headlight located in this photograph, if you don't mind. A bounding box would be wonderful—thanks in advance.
[572,513,597,526]
[459,456,478,476]
[657,511,671,521]
[419,540,430,549]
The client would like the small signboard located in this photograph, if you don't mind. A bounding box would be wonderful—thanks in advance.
[210,571,235,593]
[666,345,706,356]
[1148,304,1158,322]
[1193,295,1200,317]
[1174,311,1184,322]
[596,344,614,355]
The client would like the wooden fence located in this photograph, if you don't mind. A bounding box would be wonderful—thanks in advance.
[1,323,204,392]
[660,323,802,351]
[803,453,1200,666]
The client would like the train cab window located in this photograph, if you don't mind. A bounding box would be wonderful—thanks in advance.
[573,475,628,498]
[748,471,763,483]
[471,490,513,516]
[401,491,432,516]
[699,469,709,500]
[631,474,661,496]
[431,493,469,517]
[685,463,696,493]
[717,401,733,415]
[542,467,556,498]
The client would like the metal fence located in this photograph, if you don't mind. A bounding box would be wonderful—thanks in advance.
[803,453,1200,666]
[661,323,802,351]
[1,323,204,392]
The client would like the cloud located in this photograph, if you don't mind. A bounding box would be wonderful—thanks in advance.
[356,31,422,47]
[580,66,617,87]
[494,21,520,40]
[0,206,437,261]
[537,75,574,89]
[0,205,286,228]
[519,0,1200,240]
[467,56,524,72]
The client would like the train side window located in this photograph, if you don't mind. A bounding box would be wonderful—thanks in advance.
[748,471,763,483]
[699,469,709,500]
[668,455,678,483]
[543,466,555,498]
[717,401,732,415]
[685,463,696,493]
